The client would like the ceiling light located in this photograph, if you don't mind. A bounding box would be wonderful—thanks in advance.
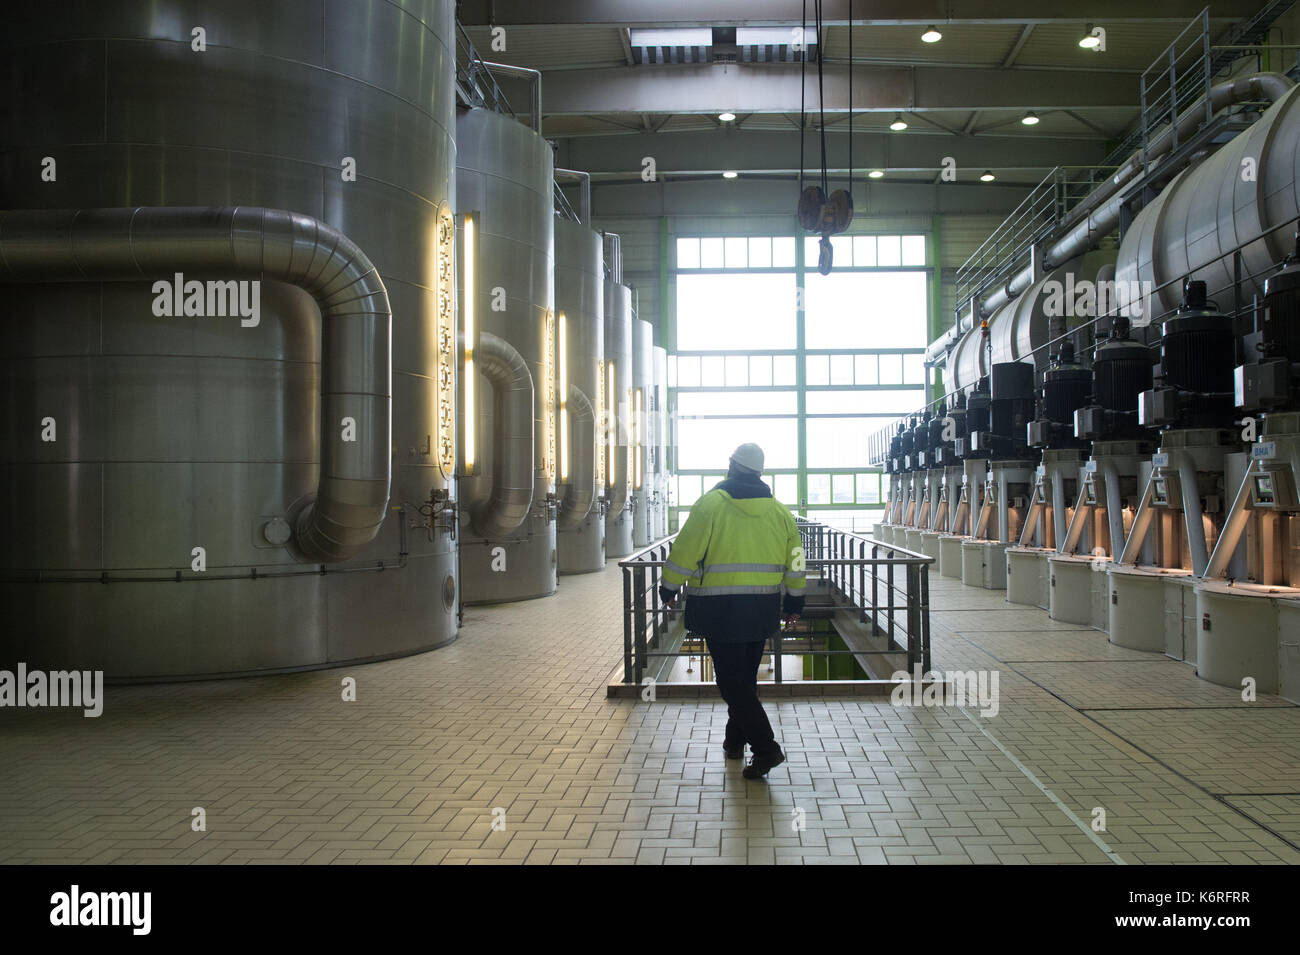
[722,170,738,179]
[980,170,995,182]
[889,113,908,131]
[921,26,942,43]
[1021,111,1040,126]
[868,169,884,179]
[1079,24,1101,49]
[718,111,736,122]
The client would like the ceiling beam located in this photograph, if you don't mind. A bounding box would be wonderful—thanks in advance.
[1001,24,1035,67]
[537,63,1141,115]
[456,0,1254,27]
[1062,109,1114,136]
[554,126,1109,177]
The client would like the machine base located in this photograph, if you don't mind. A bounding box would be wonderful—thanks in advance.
[961,540,1008,590]
[1048,555,1107,630]
[938,535,964,579]
[1195,582,1298,699]
[1006,547,1051,610]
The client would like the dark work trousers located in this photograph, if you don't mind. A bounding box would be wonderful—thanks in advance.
[706,638,779,756]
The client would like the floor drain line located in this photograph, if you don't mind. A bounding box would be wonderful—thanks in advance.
[958,706,1127,865]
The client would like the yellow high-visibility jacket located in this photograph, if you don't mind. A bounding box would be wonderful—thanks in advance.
[662,481,806,641]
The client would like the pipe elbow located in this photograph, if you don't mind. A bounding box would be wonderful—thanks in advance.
[557,385,596,530]
[470,330,535,538]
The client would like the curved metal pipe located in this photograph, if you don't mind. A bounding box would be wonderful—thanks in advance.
[0,205,391,563]
[481,61,542,133]
[555,168,591,224]
[557,384,596,530]
[603,232,623,284]
[470,330,535,538]
[937,73,1296,360]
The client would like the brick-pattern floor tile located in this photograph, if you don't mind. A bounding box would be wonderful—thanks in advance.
[1,564,1297,864]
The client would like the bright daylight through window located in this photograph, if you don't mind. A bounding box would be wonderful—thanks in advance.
[671,234,929,533]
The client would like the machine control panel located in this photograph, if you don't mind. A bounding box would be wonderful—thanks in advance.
[1249,468,1297,510]
[1151,472,1182,508]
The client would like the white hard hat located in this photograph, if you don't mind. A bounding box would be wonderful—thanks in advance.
[730,443,765,474]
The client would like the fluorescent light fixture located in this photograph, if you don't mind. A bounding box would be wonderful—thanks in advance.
[607,364,616,487]
[462,214,476,473]
[889,113,908,131]
[558,312,568,482]
[634,388,643,490]
[718,111,736,122]
[628,27,712,47]
[736,26,817,46]
[596,360,606,487]
[1079,24,1101,49]
[868,169,884,179]
[980,170,995,181]
[722,170,738,179]
[1021,111,1040,125]
[921,26,942,43]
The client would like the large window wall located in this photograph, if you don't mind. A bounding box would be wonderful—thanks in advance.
[669,231,930,534]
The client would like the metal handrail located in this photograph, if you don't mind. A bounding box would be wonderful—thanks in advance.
[617,520,932,688]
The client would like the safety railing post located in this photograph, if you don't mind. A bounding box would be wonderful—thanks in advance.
[633,564,648,685]
[870,543,880,634]
[623,566,634,683]
[887,558,896,648]
[906,562,921,673]
[921,563,932,673]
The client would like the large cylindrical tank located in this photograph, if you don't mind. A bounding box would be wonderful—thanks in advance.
[1117,84,1300,322]
[604,280,634,557]
[554,217,605,574]
[653,345,670,540]
[457,107,556,603]
[631,319,654,548]
[0,1,459,679]
[947,251,1116,394]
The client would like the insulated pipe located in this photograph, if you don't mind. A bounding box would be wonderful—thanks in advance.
[470,330,535,538]
[481,61,542,133]
[555,168,591,224]
[929,72,1295,366]
[603,232,623,284]
[557,384,596,530]
[0,206,391,563]
[1058,72,1292,237]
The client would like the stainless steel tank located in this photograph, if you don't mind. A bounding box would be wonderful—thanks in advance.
[631,319,654,548]
[947,251,1116,394]
[653,345,670,540]
[604,277,635,558]
[0,0,460,679]
[554,217,605,574]
[456,107,557,603]
[1117,84,1300,322]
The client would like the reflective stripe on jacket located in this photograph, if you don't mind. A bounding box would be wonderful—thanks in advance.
[661,489,806,598]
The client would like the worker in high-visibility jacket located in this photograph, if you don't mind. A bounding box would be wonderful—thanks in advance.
[660,442,806,780]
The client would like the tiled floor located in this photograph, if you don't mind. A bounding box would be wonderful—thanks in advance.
[1,564,1298,864]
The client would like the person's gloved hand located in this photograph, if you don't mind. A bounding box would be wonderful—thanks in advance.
[781,613,801,629]
[660,585,679,609]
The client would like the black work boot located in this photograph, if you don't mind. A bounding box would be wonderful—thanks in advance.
[742,748,786,780]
